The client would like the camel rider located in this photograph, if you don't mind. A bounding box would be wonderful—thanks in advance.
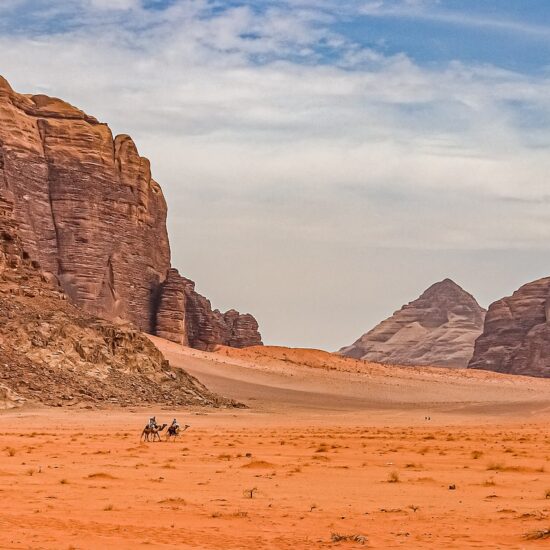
[171,418,180,431]
[148,416,158,429]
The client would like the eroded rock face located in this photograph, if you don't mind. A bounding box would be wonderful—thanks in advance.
[0,190,234,407]
[468,277,550,378]
[0,76,262,349]
[340,279,486,368]
[178,277,263,351]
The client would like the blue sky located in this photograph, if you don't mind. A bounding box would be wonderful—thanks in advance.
[342,2,550,73]
[2,0,550,348]
[5,1,550,72]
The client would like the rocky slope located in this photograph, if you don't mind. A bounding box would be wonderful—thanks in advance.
[0,75,261,349]
[340,279,486,368]
[468,277,550,378]
[0,191,233,408]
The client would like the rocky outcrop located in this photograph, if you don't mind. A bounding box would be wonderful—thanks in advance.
[181,278,263,351]
[340,279,486,368]
[0,190,235,407]
[0,76,261,349]
[468,277,550,378]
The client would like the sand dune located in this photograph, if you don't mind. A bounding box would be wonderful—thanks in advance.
[149,337,550,417]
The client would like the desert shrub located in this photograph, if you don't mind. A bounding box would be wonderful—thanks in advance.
[387,470,400,483]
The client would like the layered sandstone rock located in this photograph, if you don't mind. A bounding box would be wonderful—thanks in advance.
[180,278,263,351]
[0,76,261,349]
[0,191,233,407]
[468,277,550,378]
[340,279,486,368]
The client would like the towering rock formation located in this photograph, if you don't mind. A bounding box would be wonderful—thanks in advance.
[468,277,550,378]
[0,76,261,349]
[340,279,486,368]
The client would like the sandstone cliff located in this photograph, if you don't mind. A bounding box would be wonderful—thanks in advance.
[468,277,550,378]
[0,191,233,407]
[0,76,261,349]
[340,279,486,368]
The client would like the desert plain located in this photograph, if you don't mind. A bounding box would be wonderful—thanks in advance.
[1,339,549,549]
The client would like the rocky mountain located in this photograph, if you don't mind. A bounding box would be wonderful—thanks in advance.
[0,191,233,408]
[339,279,486,368]
[0,75,261,350]
[468,277,550,378]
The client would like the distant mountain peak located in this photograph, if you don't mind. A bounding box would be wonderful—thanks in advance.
[339,279,486,369]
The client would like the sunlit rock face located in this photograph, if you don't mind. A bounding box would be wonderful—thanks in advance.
[340,279,485,369]
[468,277,550,378]
[0,76,262,349]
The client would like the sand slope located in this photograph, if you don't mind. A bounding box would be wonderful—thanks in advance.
[149,337,550,417]
[0,338,549,549]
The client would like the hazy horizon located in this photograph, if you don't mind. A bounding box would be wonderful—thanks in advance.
[3,0,550,350]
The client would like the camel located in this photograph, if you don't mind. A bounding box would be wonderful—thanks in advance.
[166,424,190,441]
[140,423,168,442]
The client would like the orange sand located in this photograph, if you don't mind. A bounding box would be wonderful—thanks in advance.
[1,339,549,549]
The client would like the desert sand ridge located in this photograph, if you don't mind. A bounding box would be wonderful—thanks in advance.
[149,337,550,415]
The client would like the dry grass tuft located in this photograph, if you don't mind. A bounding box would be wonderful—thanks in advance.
[87,473,117,480]
[387,470,400,483]
[331,533,367,544]
[524,528,550,540]
[243,487,258,499]
[158,497,186,505]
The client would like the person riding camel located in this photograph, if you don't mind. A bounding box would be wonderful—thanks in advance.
[148,416,158,429]
[171,418,180,431]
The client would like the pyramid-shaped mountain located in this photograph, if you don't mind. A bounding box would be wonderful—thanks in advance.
[339,279,486,368]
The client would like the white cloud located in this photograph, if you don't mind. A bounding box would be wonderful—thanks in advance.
[2,0,550,347]
[89,0,140,9]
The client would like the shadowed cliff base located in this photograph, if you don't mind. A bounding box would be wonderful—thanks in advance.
[0,191,237,409]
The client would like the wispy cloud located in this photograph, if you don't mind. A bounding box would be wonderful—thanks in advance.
[360,0,550,39]
[2,0,550,347]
